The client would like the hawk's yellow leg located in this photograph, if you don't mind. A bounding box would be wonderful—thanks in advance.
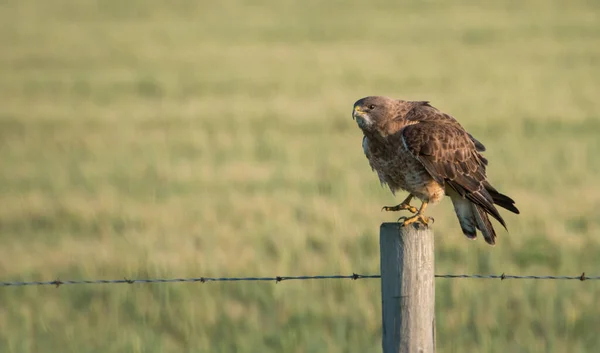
[382,194,418,214]
[397,200,434,226]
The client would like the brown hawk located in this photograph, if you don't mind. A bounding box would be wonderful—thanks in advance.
[353,96,519,245]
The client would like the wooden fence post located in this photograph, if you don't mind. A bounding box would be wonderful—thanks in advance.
[380,222,436,353]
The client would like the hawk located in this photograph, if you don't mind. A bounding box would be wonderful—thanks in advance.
[353,96,519,245]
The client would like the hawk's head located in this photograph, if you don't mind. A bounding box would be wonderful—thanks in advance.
[352,96,397,132]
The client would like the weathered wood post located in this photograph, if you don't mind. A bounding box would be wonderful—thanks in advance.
[380,222,436,353]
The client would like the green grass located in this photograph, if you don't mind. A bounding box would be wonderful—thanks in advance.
[1,0,600,352]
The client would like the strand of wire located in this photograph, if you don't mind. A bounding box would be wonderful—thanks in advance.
[0,273,598,287]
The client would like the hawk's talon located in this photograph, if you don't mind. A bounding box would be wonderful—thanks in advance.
[382,203,418,214]
[397,214,434,227]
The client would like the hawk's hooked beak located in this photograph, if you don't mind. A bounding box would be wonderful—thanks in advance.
[353,105,372,130]
[353,105,364,120]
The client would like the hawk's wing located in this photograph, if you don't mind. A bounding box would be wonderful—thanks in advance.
[399,119,509,244]
[400,122,493,206]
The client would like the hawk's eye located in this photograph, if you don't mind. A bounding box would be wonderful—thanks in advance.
[368,104,375,110]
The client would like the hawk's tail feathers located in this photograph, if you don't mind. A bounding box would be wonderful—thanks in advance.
[450,195,477,241]
[473,204,497,245]
[450,194,498,246]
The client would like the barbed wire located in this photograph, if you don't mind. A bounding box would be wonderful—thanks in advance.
[0,272,597,287]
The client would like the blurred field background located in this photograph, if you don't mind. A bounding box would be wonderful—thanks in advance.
[1,0,600,352]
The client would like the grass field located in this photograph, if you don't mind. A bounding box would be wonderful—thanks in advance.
[1,0,600,352]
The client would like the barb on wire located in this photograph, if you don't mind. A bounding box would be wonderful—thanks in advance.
[0,272,598,287]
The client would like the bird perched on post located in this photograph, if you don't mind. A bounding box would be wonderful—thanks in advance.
[352,96,519,245]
